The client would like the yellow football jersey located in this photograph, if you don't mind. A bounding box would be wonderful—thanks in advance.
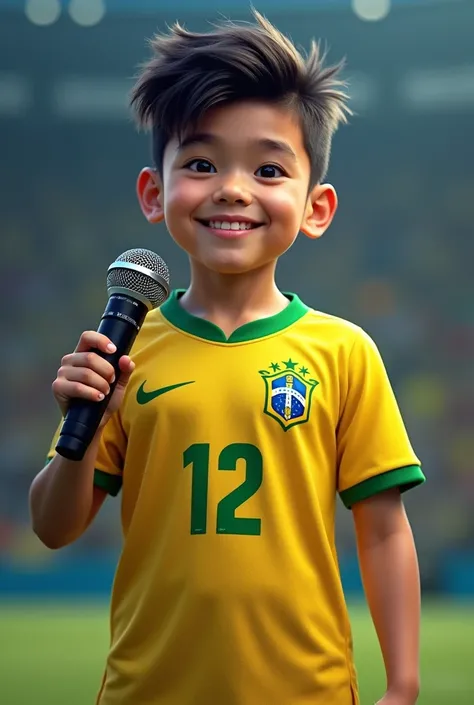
[48,291,424,705]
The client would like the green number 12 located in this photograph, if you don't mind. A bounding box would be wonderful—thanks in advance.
[183,443,263,536]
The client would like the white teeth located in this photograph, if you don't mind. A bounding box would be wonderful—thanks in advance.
[208,220,253,230]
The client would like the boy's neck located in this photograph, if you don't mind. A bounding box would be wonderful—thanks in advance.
[178,261,289,338]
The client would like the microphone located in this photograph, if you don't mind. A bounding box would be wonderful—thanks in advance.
[55,248,170,462]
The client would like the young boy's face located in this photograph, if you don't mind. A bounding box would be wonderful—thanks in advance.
[138,100,337,275]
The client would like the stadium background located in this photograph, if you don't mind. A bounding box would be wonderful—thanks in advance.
[0,0,473,703]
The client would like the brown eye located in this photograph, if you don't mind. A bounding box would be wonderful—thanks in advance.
[256,164,284,178]
[186,159,216,173]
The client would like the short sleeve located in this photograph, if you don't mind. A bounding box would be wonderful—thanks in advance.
[46,410,127,496]
[337,329,425,509]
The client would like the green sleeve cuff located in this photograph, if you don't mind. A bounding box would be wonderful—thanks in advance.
[340,465,425,509]
[45,457,122,496]
[94,469,122,496]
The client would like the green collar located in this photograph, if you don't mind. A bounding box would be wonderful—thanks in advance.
[160,289,309,343]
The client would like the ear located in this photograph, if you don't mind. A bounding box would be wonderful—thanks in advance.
[300,184,338,240]
[136,167,165,224]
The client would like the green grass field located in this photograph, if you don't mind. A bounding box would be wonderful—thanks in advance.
[0,601,472,704]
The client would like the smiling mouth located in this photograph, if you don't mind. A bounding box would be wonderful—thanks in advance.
[197,219,263,232]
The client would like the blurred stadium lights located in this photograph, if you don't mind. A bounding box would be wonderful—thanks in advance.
[68,0,105,27]
[25,0,61,26]
[16,0,466,25]
[400,66,474,110]
[24,0,105,27]
[13,0,462,19]
[352,0,391,22]
[52,77,130,119]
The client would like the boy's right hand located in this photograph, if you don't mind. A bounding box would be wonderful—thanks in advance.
[52,331,135,425]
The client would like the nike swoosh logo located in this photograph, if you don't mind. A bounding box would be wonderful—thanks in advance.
[137,380,195,405]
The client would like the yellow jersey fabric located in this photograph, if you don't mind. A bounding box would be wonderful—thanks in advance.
[47,291,424,705]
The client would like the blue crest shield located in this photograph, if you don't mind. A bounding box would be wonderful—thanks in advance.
[260,369,318,431]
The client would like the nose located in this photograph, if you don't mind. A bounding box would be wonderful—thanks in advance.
[212,174,253,206]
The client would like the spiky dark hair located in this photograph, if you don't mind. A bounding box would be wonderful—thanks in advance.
[130,10,351,185]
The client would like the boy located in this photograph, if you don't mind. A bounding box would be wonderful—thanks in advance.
[30,11,425,705]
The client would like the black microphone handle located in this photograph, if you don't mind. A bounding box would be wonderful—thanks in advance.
[55,294,148,462]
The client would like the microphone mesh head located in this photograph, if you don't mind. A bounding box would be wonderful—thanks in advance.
[107,248,170,309]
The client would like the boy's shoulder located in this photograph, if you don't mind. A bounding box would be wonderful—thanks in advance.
[303,306,362,330]
[299,305,373,350]
[298,308,389,386]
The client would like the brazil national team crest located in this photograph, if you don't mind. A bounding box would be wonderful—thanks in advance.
[259,358,319,431]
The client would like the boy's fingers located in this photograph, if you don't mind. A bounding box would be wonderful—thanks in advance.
[114,357,135,387]
[61,352,115,382]
[118,356,135,373]
[57,367,111,397]
[52,378,106,403]
[75,331,116,355]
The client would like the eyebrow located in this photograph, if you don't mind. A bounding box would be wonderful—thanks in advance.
[179,132,216,150]
[178,133,297,161]
[258,138,297,161]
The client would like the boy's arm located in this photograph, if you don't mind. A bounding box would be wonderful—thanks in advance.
[352,488,421,705]
[31,332,134,549]
[29,430,107,550]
